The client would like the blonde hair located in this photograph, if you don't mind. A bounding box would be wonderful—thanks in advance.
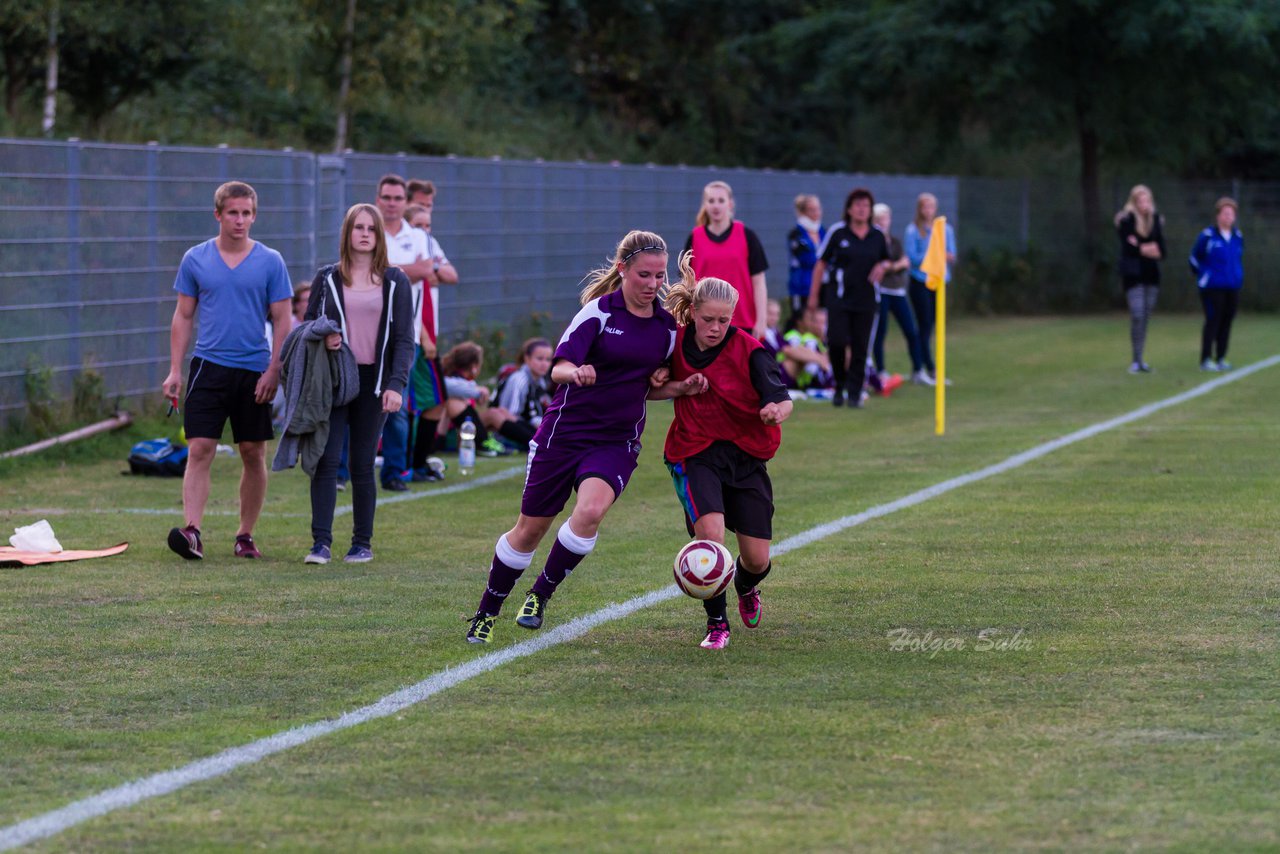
[214,181,257,214]
[579,230,668,305]
[663,251,740,326]
[695,181,735,228]
[1215,196,1238,215]
[913,192,938,230]
[1115,184,1156,237]
[339,203,389,286]
[794,194,817,215]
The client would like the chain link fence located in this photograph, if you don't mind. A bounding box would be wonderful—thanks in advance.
[3,135,1276,421]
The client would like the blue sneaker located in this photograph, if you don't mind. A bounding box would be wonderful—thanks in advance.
[343,546,373,563]
[304,544,331,565]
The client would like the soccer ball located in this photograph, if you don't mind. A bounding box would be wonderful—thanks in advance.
[673,539,735,600]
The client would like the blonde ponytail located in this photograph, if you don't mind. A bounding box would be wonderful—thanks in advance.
[579,229,667,304]
[664,251,739,326]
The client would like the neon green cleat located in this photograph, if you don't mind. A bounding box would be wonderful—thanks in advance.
[466,613,496,644]
[515,591,547,630]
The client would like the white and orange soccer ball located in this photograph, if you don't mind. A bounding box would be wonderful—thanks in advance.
[673,539,736,600]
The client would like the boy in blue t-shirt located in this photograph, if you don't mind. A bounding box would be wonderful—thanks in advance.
[162,181,293,561]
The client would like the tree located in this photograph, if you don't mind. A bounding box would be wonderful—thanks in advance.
[54,0,217,132]
[0,0,47,123]
[743,0,1280,262]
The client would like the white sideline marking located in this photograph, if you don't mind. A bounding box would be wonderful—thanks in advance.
[19,465,525,521]
[2,357,1275,851]
[337,465,524,517]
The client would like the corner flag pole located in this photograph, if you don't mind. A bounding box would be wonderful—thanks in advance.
[920,216,948,435]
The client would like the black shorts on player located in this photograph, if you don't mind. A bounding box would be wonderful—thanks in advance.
[183,356,274,443]
[667,440,774,539]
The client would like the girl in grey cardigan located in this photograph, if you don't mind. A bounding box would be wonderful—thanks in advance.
[301,203,415,564]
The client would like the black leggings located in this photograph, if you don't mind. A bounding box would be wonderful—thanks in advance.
[311,365,387,549]
[826,306,877,395]
[908,278,936,373]
[1199,288,1240,362]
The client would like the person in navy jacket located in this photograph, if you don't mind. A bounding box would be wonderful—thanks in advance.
[1188,197,1244,371]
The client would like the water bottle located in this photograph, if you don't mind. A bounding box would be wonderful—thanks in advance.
[458,417,477,475]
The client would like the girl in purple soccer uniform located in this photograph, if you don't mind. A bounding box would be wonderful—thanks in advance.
[466,230,708,643]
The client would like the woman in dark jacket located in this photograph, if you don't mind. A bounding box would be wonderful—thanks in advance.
[1115,184,1166,373]
[303,203,414,564]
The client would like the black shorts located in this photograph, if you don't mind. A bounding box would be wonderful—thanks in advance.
[183,356,274,443]
[666,441,774,540]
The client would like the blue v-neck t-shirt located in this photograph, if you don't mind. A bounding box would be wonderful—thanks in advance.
[173,238,293,371]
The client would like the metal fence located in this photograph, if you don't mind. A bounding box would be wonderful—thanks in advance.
[0,137,955,416]
[4,136,1278,419]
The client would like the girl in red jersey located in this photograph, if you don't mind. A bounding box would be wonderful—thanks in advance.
[683,180,770,339]
[663,252,793,650]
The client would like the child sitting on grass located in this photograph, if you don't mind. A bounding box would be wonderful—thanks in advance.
[440,342,514,457]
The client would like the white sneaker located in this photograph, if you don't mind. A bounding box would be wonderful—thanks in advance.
[1200,359,1217,372]
[1128,362,1142,374]
[911,370,936,386]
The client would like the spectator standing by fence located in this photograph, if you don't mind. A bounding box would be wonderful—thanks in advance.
[1115,185,1166,373]
[786,195,825,321]
[374,174,435,491]
[904,192,956,382]
[299,203,414,564]
[1189,197,1244,371]
[808,188,890,408]
[684,180,770,339]
[405,201,458,481]
[871,202,927,385]
[162,181,292,561]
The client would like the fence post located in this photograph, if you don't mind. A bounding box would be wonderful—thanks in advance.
[147,142,161,370]
[66,140,82,373]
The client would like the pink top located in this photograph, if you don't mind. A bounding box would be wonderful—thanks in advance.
[343,286,383,365]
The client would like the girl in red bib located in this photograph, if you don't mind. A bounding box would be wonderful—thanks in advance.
[663,253,793,649]
[683,180,770,339]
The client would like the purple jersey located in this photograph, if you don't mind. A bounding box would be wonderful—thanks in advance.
[535,289,677,448]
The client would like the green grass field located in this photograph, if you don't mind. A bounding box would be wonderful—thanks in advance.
[2,314,1279,851]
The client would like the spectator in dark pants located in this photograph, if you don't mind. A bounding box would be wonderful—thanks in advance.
[1115,184,1166,373]
[871,202,927,385]
[1189,197,1244,372]
[904,192,956,381]
[808,188,890,409]
[303,203,414,564]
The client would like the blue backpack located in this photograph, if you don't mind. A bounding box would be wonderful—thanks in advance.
[127,438,188,477]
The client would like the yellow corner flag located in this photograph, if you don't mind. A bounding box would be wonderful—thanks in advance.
[919,217,948,435]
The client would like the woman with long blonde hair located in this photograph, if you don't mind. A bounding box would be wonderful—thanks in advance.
[1114,184,1166,372]
[683,180,771,339]
[465,230,707,644]
[787,194,826,319]
[903,192,957,380]
[301,203,414,564]
[663,252,791,649]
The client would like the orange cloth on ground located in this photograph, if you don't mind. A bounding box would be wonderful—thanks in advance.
[0,543,129,566]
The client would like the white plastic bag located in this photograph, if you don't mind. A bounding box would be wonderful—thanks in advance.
[10,519,63,553]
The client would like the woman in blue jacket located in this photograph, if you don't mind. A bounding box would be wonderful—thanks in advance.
[1188,197,1244,371]
[904,192,956,380]
[786,195,826,321]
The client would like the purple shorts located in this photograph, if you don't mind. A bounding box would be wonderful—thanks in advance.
[520,439,641,518]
